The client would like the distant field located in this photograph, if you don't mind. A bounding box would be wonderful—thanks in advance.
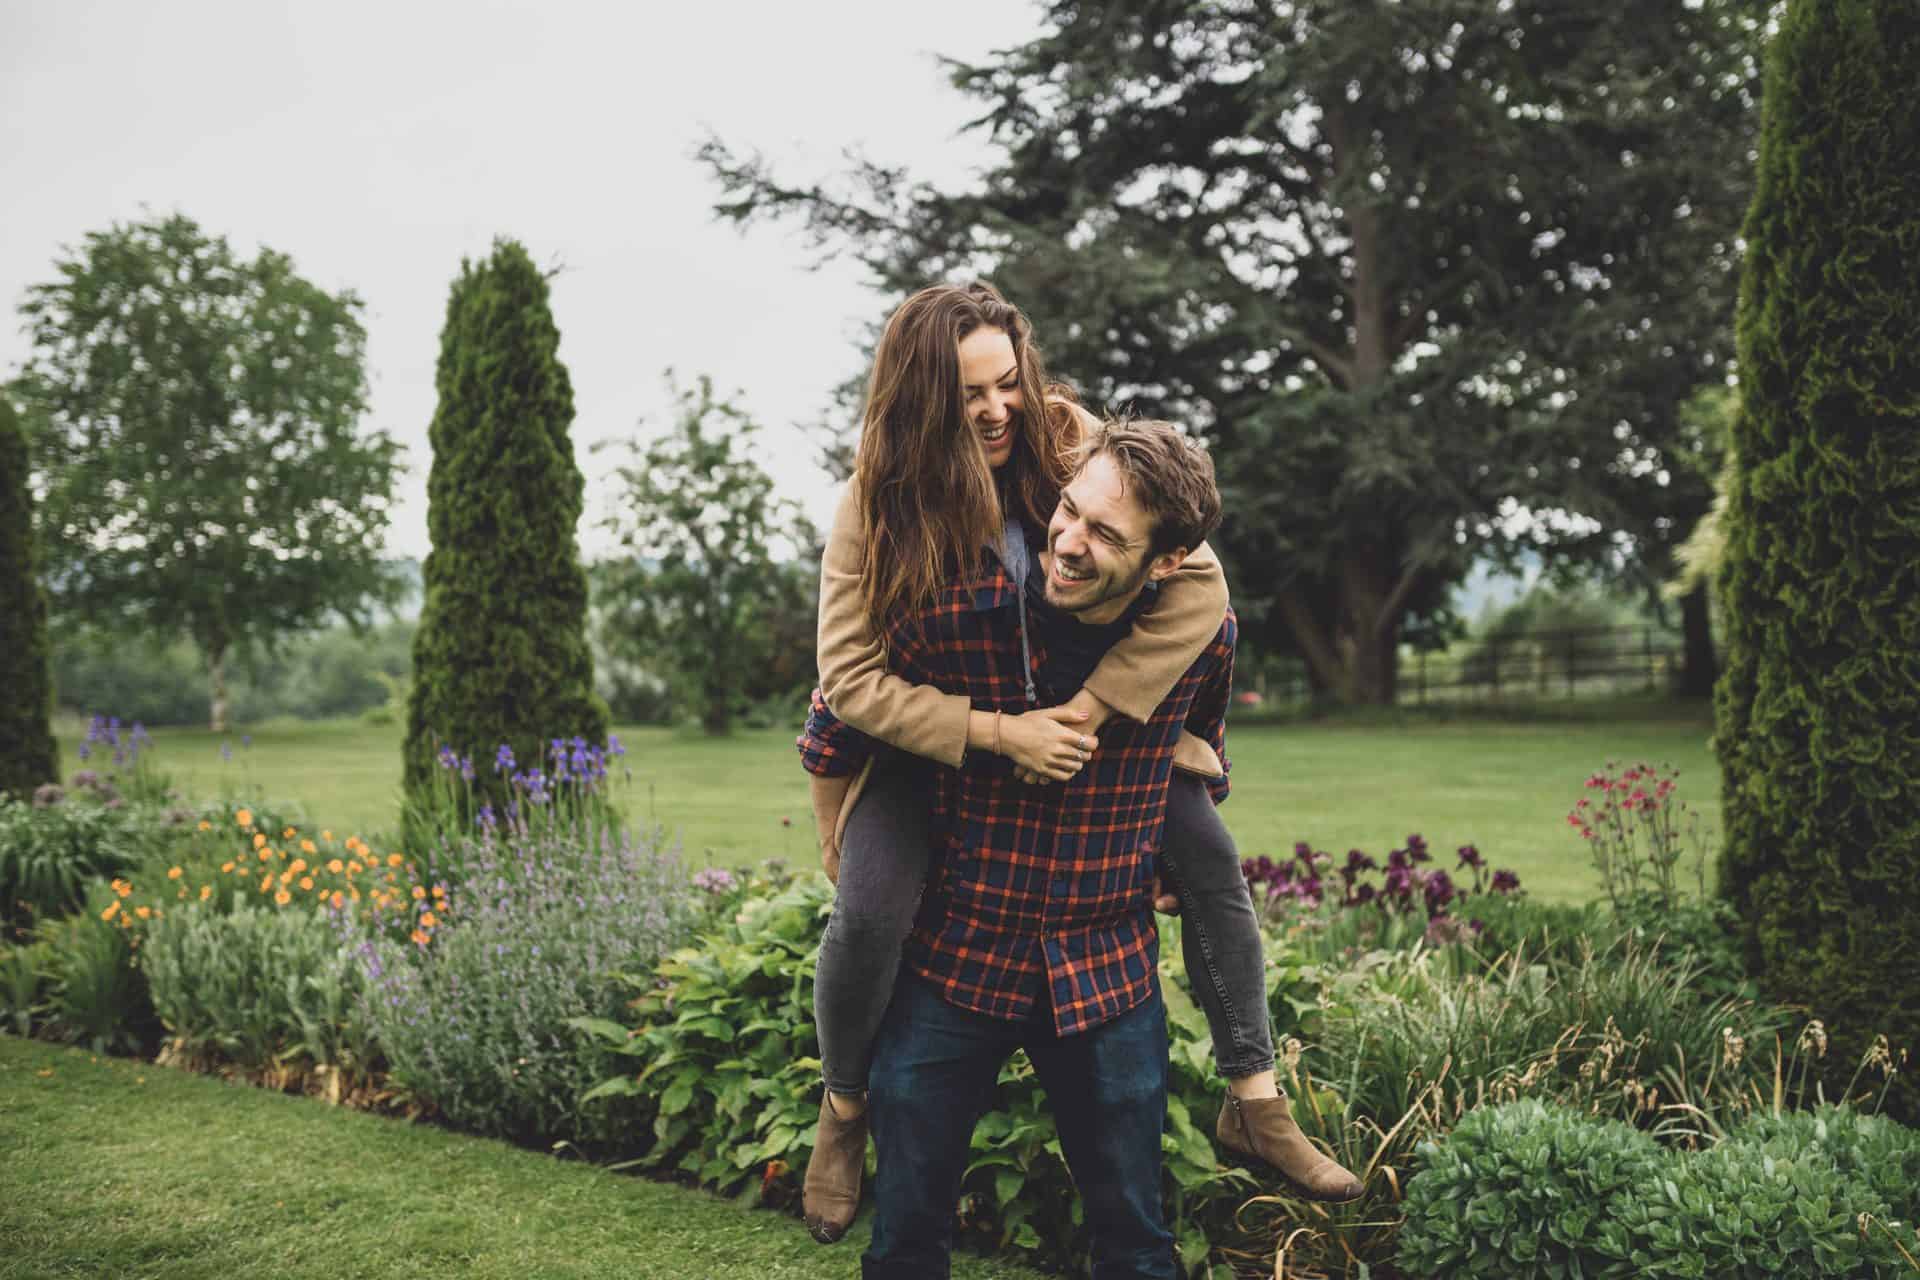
[57,700,1721,904]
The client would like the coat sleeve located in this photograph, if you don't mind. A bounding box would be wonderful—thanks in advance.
[1082,539,1231,723]
[814,480,972,768]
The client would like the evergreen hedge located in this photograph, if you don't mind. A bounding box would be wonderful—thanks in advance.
[1717,0,1920,1120]
[0,397,57,800]
[404,241,607,825]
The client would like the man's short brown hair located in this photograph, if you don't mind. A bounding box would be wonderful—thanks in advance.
[1078,417,1222,556]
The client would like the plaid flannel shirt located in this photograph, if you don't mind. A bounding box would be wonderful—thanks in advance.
[798,555,1235,1037]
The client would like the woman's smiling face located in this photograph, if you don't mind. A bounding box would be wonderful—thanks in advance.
[957,325,1022,469]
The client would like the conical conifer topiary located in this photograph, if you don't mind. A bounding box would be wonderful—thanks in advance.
[1716,0,1920,1119]
[0,397,58,800]
[404,241,608,827]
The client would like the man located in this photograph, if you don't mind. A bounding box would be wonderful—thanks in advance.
[799,419,1238,1279]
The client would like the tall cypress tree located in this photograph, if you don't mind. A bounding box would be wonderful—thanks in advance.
[1717,0,1920,1119]
[404,241,607,824]
[0,396,58,800]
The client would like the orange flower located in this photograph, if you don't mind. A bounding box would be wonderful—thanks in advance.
[283,827,296,839]
[327,859,344,874]
[412,886,427,900]
[431,884,447,898]
[419,911,438,928]
[236,808,254,828]
[279,870,294,886]
[135,906,152,920]
[253,833,267,850]
[387,853,403,868]
[259,875,273,894]
[274,890,291,906]
[330,891,345,910]
[167,866,183,880]
[349,887,361,902]
[410,929,430,946]
[300,840,317,856]
[111,879,132,898]
[176,887,186,900]
[289,858,307,875]
[220,861,235,873]
[346,860,363,876]
[197,820,212,832]
[321,830,333,842]
[199,886,213,901]
[101,901,120,921]
[299,876,314,891]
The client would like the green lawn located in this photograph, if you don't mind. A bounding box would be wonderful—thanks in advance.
[0,1035,1048,1280]
[60,699,1721,903]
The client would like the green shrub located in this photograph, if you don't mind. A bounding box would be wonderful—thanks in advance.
[0,395,56,802]
[403,238,607,843]
[49,634,213,726]
[1401,1100,1920,1278]
[0,940,52,1035]
[1631,1135,1908,1278]
[34,882,156,1054]
[1398,1098,1663,1278]
[578,868,1258,1274]
[0,794,156,940]
[1732,1106,1920,1218]
[1312,935,1790,1139]
[1716,0,1920,1122]
[142,899,373,1083]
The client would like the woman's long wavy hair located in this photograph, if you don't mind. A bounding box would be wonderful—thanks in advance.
[854,281,1081,630]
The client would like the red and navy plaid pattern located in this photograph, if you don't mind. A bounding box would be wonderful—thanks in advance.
[799,558,1235,1037]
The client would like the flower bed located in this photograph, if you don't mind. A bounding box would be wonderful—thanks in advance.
[3,730,1912,1278]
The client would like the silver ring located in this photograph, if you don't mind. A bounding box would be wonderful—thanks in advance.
[1078,735,1089,751]
[1077,748,1087,762]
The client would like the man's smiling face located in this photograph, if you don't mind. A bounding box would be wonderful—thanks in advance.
[1042,452,1167,625]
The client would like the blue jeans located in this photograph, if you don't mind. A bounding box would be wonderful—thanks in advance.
[861,972,1175,1280]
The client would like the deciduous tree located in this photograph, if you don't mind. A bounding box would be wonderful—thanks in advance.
[13,213,402,730]
[703,0,1764,703]
[597,376,817,735]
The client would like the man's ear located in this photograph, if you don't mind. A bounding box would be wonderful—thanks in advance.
[1146,547,1191,584]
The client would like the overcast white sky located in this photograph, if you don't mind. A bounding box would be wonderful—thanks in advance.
[1,0,1043,559]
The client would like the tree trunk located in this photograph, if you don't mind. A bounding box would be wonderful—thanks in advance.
[207,640,230,733]
[1677,581,1718,698]
[701,686,730,735]
[1275,548,1406,707]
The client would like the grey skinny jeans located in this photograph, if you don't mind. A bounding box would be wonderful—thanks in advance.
[815,752,1275,1095]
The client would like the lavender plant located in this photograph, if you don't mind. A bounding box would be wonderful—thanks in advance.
[350,814,694,1143]
[74,715,173,807]
[405,734,629,884]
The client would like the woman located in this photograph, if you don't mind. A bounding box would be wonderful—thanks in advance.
[800,283,1360,1244]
